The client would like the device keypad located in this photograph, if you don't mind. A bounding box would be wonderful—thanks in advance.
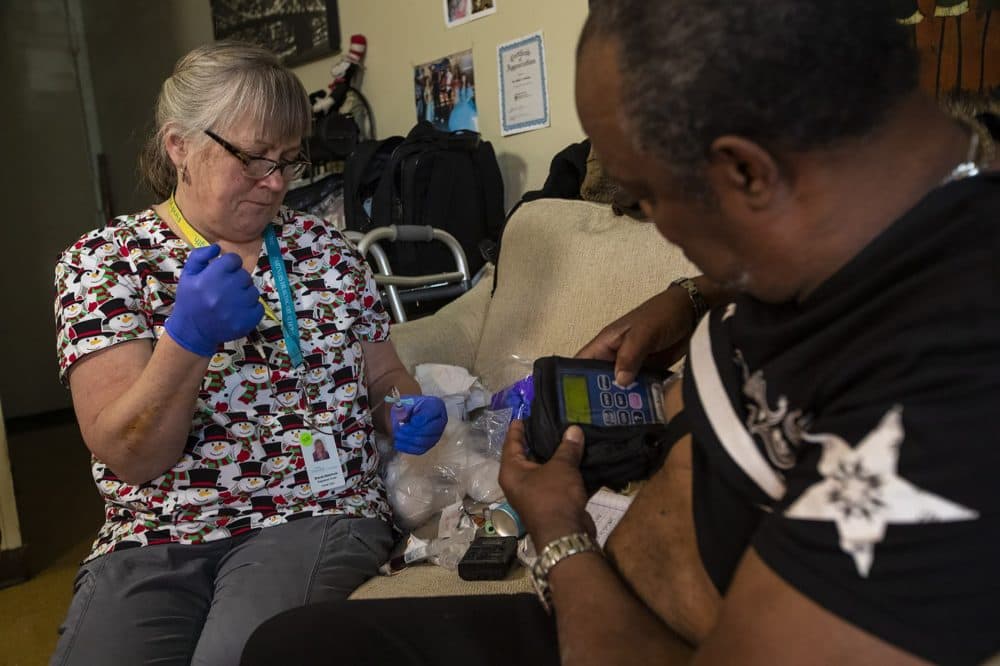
[595,372,648,425]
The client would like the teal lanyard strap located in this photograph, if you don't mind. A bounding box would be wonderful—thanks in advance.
[263,225,304,370]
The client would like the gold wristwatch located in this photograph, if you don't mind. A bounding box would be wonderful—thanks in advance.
[530,532,601,613]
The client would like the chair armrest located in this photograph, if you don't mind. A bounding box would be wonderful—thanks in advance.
[388,265,494,374]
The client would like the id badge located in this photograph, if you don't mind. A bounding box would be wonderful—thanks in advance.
[299,430,347,493]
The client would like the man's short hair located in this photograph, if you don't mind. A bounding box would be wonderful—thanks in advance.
[581,1,919,178]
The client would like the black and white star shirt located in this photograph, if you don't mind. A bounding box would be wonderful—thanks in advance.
[683,173,1000,665]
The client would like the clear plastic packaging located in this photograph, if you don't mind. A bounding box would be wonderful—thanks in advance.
[383,417,504,529]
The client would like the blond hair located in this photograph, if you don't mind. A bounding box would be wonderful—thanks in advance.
[139,41,312,199]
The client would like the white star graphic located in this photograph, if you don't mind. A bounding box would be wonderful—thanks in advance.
[785,406,978,577]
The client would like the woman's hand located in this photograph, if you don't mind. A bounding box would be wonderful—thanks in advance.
[165,244,264,356]
[391,395,448,455]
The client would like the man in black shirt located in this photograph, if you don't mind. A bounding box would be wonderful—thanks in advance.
[243,2,998,664]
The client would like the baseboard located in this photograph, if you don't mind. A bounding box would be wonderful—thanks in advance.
[0,545,29,589]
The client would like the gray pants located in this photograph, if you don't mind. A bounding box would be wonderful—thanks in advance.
[51,515,393,666]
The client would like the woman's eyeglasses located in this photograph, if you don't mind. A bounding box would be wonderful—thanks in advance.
[204,130,310,181]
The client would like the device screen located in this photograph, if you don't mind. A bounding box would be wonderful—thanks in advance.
[561,375,593,424]
[558,368,664,426]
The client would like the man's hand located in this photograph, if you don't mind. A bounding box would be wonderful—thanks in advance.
[576,287,697,387]
[498,420,594,548]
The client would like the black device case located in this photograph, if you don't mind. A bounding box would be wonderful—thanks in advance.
[527,356,675,494]
[458,536,518,581]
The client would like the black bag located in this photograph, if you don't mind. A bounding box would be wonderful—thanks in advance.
[343,121,505,280]
[308,112,361,163]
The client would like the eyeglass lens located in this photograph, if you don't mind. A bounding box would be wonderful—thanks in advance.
[244,159,307,180]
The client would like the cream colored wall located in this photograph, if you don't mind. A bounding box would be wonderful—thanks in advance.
[304,0,590,209]
[167,0,591,209]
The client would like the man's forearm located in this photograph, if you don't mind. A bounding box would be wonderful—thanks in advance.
[548,551,694,665]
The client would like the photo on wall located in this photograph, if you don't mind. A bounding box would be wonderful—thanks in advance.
[414,49,479,132]
[210,0,341,67]
[444,0,497,29]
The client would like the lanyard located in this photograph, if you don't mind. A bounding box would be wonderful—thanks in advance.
[166,193,279,323]
[262,224,305,370]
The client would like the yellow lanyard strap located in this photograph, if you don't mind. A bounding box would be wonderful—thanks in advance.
[166,193,279,322]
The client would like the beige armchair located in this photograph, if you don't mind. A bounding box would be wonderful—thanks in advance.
[351,198,697,599]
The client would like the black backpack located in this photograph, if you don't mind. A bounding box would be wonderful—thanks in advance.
[343,121,505,281]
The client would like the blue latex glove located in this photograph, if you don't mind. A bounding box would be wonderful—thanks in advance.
[391,395,448,455]
[164,244,264,357]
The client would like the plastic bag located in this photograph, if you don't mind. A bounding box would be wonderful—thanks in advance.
[383,419,468,529]
[384,417,505,528]
[488,374,534,422]
[471,408,512,458]
[380,363,515,531]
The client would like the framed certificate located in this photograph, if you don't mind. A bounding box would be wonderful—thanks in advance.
[497,31,550,136]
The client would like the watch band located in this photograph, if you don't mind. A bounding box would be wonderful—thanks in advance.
[670,277,709,322]
[530,532,601,613]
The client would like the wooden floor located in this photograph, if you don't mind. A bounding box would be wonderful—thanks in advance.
[0,415,103,666]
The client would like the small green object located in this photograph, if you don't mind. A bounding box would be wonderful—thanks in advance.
[300,432,313,447]
[484,521,497,536]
